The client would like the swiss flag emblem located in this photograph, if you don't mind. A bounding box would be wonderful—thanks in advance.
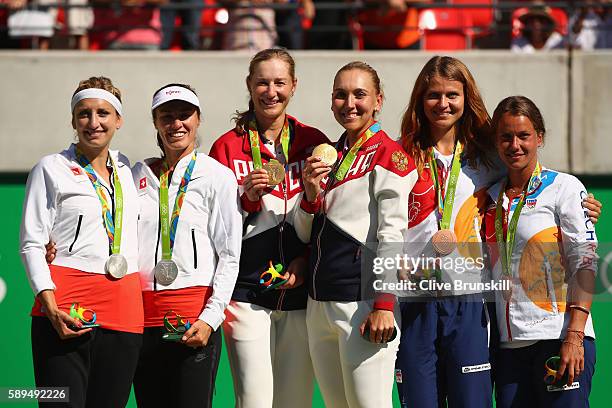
[139,177,147,189]
[70,167,82,176]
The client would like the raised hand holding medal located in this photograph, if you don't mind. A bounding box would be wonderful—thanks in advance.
[154,152,198,286]
[262,159,285,186]
[247,115,291,191]
[302,143,337,203]
[75,148,128,279]
[311,143,338,167]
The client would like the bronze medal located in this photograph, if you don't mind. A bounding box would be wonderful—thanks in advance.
[263,159,285,186]
[312,143,338,167]
[432,229,457,256]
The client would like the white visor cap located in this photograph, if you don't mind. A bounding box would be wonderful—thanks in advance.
[151,86,201,112]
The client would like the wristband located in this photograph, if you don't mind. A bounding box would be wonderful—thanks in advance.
[565,328,585,341]
[568,305,590,315]
[562,339,584,348]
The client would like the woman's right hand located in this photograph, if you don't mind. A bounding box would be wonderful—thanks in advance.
[45,241,57,264]
[302,156,331,202]
[38,290,92,339]
[243,169,270,202]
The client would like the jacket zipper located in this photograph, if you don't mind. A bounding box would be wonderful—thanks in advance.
[276,174,289,310]
[192,228,198,269]
[505,301,513,341]
[311,154,342,301]
[311,216,326,300]
[68,215,83,252]
[154,202,161,291]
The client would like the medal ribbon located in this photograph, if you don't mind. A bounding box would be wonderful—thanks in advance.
[159,152,198,260]
[428,142,463,230]
[495,162,542,277]
[335,121,381,181]
[248,115,290,169]
[75,148,123,255]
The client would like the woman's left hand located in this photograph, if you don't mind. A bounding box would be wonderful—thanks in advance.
[583,193,602,224]
[360,309,395,343]
[279,256,307,289]
[181,319,213,348]
[557,332,585,386]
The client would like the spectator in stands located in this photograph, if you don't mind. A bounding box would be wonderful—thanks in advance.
[276,0,314,49]
[160,0,202,50]
[307,0,352,49]
[571,0,612,50]
[2,0,32,48]
[5,0,92,49]
[512,4,565,52]
[223,0,279,50]
[92,0,163,50]
[44,0,93,49]
[358,0,426,50]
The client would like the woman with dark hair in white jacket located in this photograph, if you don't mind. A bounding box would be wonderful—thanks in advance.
[131,83,242,408]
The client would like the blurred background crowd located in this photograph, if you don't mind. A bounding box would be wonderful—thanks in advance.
[0,0,610,52]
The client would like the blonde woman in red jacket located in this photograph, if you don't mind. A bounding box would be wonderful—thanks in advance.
[209,48,330,408]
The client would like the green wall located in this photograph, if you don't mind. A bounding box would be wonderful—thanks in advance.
[2,177,610,407]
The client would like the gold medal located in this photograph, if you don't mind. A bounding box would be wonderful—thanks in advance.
[263,159,285,186]
[432,229,457,256]
[312,143,338,167]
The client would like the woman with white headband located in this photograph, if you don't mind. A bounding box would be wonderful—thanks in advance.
[131,83,242,408]
[20,76,143,407]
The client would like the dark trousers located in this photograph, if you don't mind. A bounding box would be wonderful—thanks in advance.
[495,338,596,408]
[133,326,222,408]
[276,9,304,49]
[395,296,493,408]
[31,316,142,408]
[161,0,202,50]
[307,0,352,49]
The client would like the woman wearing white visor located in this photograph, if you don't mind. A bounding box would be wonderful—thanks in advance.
[131,84,242,408]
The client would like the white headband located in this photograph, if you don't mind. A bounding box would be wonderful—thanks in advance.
[71,89,123,116]
[151,86,200,112]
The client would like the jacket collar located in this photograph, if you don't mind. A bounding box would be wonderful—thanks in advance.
[241,114,315,160]
[67,143,125,168]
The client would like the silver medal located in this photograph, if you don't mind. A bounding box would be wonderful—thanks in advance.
[154,259,179,286]
[105,253,128,279]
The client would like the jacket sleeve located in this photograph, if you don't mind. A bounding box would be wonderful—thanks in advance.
[293,129,331,243]
[557,175,598,278]
[20,158,58,295]
[198,167,242,330]
[372,163,417,310]
[210,137,261,215]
